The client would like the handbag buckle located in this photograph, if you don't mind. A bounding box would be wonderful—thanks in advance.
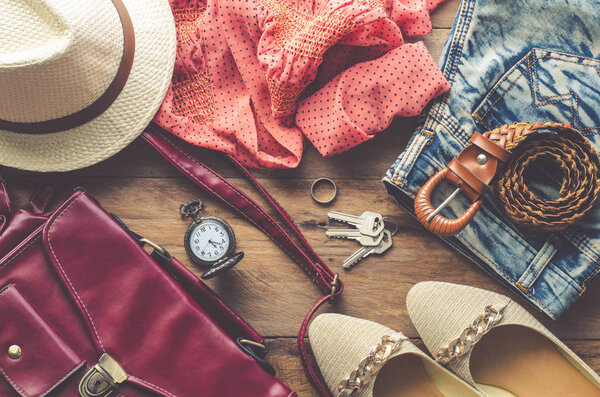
[329,273,340,299]
[236,338,275,376]
[79,354,128,397]
[139,237,168,256]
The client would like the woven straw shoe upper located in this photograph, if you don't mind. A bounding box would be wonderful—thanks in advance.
[406,281,600,391]
[308,313,482,397]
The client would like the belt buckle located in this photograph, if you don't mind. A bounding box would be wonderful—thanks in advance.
[79,354,128,397]
[414,167,483,237]
[414,131,511,236]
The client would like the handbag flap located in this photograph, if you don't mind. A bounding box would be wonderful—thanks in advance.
[0,284,84,397]
[41,190,293,397]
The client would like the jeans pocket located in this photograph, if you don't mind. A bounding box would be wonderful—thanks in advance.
[472,48,600,144]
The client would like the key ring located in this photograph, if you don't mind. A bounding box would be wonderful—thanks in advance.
[311,178,337,204]
[383,217,399,237]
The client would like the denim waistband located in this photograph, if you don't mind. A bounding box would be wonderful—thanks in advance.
[383,0,600,319]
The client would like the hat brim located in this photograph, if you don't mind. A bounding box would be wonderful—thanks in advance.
[0,0,176,172]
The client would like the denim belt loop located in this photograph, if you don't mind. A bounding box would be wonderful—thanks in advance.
[517,237,559,292]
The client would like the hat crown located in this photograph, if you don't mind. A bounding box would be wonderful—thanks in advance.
[0,0,125,124]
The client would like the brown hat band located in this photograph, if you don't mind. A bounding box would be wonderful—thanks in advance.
[0,0,135,134]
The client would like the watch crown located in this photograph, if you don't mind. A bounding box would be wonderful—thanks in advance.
[180,199,204,220]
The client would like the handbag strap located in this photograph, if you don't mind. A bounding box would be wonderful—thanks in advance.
[142,126,340,397]
[0,174,57,225]
[0,174,12,219]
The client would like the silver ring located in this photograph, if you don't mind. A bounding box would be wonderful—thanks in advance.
[311,178,337,204]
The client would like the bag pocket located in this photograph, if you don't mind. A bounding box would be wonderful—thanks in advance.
[0,284,84,397]
[472,48,600,142]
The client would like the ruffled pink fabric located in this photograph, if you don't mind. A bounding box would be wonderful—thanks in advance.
[256,0,391,118]
[296,42,450,156]
[389,0,446,36]
[154,0,448,168]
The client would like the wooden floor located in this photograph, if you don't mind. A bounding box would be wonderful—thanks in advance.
[7,1,600,395]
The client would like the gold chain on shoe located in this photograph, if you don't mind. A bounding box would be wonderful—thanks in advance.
[337,333,407,397]
[436,305,505,365]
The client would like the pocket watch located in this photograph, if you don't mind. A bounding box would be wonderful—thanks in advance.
[180,199,244,279]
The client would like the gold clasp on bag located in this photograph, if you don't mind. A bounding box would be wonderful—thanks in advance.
[329,273,340,299]
[139,237,168,256]
[79,354,128,397]
[238,338,268,352]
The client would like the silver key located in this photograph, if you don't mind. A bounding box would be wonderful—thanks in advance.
[325,229,384,247]
[328,211,384,237]
[342,230,393,269]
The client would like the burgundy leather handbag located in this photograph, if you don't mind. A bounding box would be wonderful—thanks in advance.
[0,127,341,397]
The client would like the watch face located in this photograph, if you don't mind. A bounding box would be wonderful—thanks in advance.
[188,219,232,263]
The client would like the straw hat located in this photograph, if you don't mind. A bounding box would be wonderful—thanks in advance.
[0,0,176,171]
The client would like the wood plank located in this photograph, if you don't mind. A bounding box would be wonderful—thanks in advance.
[431,0,461,29]
[267,338,600,397]
[7,176,600,340]
[407,29,451,61]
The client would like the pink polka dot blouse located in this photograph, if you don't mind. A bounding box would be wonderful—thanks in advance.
[154,0,450,168]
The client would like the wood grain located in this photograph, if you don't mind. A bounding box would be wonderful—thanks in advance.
[430,0,461,28]
[5,0,600,395]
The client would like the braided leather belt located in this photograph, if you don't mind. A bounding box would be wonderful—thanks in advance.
[415,122,600,236]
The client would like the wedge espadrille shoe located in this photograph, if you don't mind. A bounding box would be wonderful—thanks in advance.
[308,313,482,397]
[406,281,600,397]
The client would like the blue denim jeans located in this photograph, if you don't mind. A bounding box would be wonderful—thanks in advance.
[383,0,600,319]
